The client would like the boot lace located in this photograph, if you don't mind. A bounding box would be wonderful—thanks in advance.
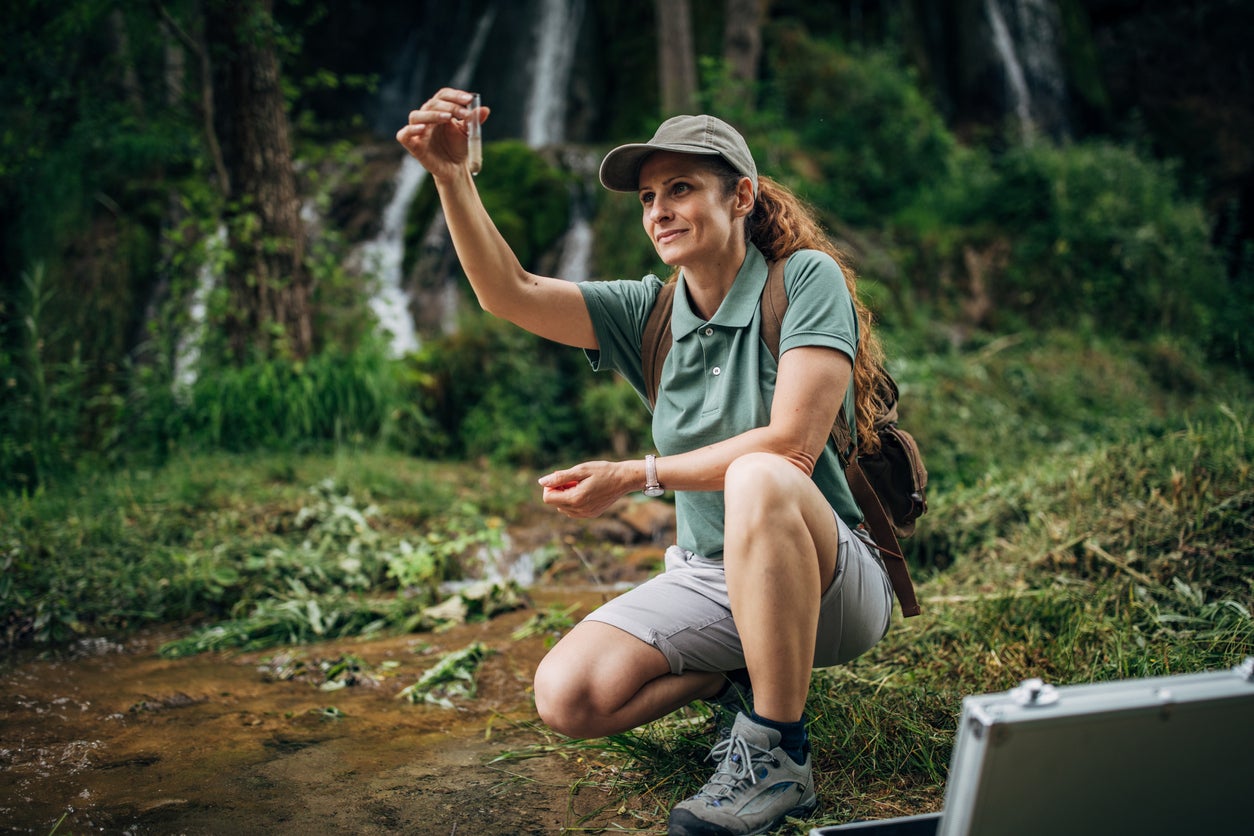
[695,732,781,802]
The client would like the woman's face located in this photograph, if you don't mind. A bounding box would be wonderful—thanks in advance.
[637,151,751,269]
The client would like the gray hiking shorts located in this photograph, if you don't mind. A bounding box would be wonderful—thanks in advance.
[583,512,894,674]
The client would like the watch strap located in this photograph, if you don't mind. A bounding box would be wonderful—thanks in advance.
[644,454,662,495]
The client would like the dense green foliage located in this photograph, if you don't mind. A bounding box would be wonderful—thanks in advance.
[765,24,957,226]
[898,141,1228,343]
[404,140,574,278]
[3,332,1246,654]
[2,4,1249,493]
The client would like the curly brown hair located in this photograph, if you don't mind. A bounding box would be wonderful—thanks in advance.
[680,159,888,454]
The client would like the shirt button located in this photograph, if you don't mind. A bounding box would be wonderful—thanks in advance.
[712,367,722,376]
[703,327,713,336]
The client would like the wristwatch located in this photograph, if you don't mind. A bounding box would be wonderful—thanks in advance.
[643,454,665,497]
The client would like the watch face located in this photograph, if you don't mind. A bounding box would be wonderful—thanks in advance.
[644,486,664,497]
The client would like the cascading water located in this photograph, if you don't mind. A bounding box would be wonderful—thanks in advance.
[362,0,595,353]
[983,0,1070,143]
[554,147,601,283]
[172,225,226,391]
[525,0,594,283]
[359,8,497,356]
[525,0,584,148]
[359,158,427,355]
[985,0,1034,142]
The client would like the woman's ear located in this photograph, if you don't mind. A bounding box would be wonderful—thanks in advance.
[734,177,755,217]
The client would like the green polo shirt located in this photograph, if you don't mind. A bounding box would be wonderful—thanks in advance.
[579,245,861,560]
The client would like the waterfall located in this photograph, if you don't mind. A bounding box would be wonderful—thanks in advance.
[526,0,593,282]
[360,8,496,356]
[525,0,585,148]
[172,224,226,392]
[985,0,1034,142]
[557,213,593,282]
[983,0,1070,143]
[360,157,427,356]
[1013,0,1069,140]
[553,147,601,283]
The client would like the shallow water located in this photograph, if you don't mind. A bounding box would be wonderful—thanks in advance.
[0,587,643,835]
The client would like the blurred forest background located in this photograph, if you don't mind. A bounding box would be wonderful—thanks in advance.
[1,0,1250,490]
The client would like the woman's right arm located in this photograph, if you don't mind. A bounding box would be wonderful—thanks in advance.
[395,88,597,350]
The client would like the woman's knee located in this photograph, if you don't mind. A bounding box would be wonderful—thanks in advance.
[533,626,654,738]
[725,452,794,503]
[533,653,594,737]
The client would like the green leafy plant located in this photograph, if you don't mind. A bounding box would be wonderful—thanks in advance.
[406,313,593,464]
[398,642,493,708]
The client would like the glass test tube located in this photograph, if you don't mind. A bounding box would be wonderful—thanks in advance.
[467,93,482,175]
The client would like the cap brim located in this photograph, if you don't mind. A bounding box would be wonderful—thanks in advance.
[598,142,726,192]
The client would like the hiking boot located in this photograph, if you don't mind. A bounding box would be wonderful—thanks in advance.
[668,712,817,836]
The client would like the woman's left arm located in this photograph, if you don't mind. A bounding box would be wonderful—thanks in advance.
[539,345,849,516]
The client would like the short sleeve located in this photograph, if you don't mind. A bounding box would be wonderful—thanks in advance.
[577,274,666,397]
[778,250,858,363]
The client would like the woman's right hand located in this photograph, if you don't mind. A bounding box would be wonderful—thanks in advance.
[395,88,490,182]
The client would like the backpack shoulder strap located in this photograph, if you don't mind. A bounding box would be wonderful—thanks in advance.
[759,257,788,363]
[641,281,677,408]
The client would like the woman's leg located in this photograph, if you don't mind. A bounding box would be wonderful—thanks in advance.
[721,452,841,723]
[533,620,724,739]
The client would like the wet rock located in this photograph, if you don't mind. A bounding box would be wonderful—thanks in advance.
[613,498,676,543]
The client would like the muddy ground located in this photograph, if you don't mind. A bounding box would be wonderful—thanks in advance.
[0,589,675,835]
[0,507,679,835]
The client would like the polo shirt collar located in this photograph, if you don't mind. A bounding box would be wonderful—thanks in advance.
[672,245,769,337]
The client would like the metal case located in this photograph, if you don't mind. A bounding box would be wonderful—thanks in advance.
[813,658,1254,836]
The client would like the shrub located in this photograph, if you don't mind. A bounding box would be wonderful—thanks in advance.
[579,376,655,457]
[407,141,572,276]
[762,26,956,226]
[989,141,1223,342]
[892,139,1231,359]
[404,313,593,465]
[176,338,400,452]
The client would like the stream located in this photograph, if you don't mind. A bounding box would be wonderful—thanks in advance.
[0,584,655,835]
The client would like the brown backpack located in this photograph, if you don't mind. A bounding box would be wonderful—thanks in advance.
[641,258,926,617]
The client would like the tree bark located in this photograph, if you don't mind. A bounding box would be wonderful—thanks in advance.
[109,9,146,119]
[727,0,762,87]
[656,0,698,115]
[204,0,311,362]
[722,0,767,111]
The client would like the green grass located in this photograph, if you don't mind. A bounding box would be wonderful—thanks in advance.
[534,402,1252,831]
[0,450,537,647]
[1,333,1250,833]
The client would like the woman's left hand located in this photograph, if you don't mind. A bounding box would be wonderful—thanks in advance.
[538,461,632,518]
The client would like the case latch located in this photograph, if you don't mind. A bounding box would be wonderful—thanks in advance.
[1010,677,1059,707]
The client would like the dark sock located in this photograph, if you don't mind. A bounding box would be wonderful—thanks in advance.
[749,710,809,765]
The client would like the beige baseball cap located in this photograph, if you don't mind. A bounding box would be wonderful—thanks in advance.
[599,114,758,196]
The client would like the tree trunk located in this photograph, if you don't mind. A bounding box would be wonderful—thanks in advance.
[204,0,311,362]
[722,0,767,113]
[656,0,698,115]
[109,9,146,119]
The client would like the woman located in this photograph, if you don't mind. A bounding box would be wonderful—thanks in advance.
[397,89,893,836]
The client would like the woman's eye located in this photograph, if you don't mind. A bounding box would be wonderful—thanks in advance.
[640,192,655,205]
[671,182,690,195]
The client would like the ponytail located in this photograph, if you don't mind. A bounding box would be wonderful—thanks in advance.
[748,176,888,454]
